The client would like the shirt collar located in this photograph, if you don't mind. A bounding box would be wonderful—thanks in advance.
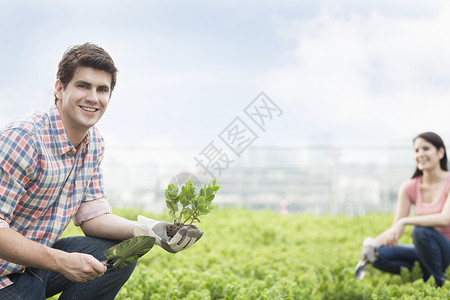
[47,105,90,156]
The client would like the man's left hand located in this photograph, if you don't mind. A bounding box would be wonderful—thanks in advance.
[133,215,203,253]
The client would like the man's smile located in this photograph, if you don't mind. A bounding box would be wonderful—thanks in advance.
[80,106,99,112]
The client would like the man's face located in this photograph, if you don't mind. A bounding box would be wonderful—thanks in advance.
[55,66,112,140]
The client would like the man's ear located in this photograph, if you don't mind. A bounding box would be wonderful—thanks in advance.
[54,79,64,101]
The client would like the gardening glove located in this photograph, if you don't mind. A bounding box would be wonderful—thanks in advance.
[133,215,203,254]
[360,236,378,263]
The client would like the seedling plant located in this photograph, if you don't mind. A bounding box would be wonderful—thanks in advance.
[165,179,220,237]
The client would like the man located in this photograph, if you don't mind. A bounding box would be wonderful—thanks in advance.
[0,43,202,299]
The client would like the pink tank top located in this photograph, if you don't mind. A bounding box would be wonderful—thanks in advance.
[403,173,450,239]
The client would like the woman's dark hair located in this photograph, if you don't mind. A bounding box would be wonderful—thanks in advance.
[411,132,448,178]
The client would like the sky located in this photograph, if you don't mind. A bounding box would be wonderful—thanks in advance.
[1,0,450,153]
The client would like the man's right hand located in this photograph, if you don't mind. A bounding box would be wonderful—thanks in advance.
[57,252,106,282]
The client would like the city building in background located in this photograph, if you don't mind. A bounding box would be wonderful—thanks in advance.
[102,145,416,216]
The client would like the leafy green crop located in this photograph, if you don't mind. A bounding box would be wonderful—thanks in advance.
[52,209,450,299]
[165,179,220,226]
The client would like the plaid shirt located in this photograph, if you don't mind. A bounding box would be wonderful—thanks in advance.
[0,105,112,288]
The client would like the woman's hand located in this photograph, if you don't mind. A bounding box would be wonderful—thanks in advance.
[384,219,406,247]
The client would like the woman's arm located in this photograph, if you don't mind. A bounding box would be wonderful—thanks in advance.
[397,191,450,228]
[378,186,450,247]
[375,185,411,247]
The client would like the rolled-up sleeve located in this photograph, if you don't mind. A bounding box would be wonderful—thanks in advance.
[73,198,112,226]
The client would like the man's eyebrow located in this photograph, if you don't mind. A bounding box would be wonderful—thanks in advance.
[74,80,91,87]
[74,80,110,90]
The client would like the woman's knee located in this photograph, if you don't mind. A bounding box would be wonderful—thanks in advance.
[372,246,392,267]
[411,226,434,244]
[372,246,401,274]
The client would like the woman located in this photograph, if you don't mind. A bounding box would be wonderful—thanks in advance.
[360,132,450,286]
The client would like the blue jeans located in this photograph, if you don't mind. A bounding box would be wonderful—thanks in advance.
[0,236,137,299]
[373,226,450,286]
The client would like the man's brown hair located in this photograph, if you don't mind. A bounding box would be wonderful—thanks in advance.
[55,42,118,103]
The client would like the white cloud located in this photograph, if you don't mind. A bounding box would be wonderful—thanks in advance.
[263,3,450,145]
[3,1,450,148]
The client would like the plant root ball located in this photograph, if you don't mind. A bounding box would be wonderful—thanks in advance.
[166,222,184,238]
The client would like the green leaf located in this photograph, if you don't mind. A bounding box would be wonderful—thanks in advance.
[165,177,220,227]
[206,186,213,195]
[104,236,155,270]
